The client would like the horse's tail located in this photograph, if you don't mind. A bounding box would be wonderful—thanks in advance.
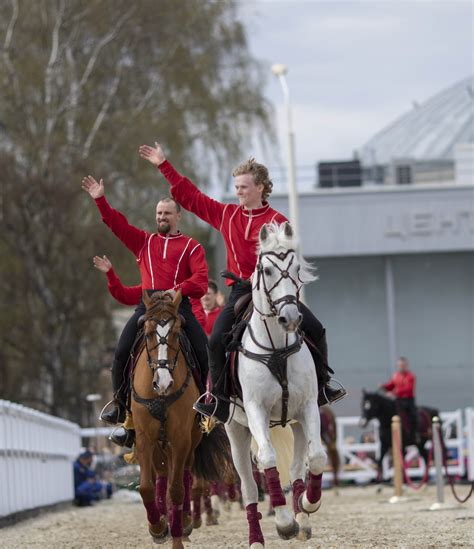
[193,423,233,482]
[251,425,294,487]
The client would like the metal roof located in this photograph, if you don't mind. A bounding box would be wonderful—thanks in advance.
[359,76,474,165]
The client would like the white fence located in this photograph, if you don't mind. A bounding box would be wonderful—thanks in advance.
[330,409,471,484]
[467,408,474,482]
[0,400,81,518]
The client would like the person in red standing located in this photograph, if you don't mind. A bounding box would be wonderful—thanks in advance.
[139,142,346,423]
[82,175,209,429]
[201,280,224,338]
[380,356,419,438]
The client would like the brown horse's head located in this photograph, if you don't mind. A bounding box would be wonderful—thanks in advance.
[142,289,182,395]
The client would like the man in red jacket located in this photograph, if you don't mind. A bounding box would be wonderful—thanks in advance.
[380,357,418,437]
[201,280,223,338]
[139,143,346,423]
[82,176,209,428]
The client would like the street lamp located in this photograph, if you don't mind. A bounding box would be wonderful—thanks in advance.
[271,63,300,239]
[271,63,305,302]
[85,393,102,452]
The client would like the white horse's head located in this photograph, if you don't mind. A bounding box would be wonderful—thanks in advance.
[254,222,317,332]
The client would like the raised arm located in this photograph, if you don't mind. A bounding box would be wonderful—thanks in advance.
[139,142,227,230]
[82,175,148,257]
[93,255,142,306]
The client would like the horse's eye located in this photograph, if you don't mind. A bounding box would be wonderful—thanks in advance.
[264,267,272,276]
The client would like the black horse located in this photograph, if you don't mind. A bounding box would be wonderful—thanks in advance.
[360,390,439,481]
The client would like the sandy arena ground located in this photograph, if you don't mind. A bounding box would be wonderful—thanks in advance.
[1,484,473,548]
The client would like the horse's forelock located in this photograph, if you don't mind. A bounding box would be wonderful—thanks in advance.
[258,222,294,253]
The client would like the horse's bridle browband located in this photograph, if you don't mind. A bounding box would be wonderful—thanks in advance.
[254,248,303,319]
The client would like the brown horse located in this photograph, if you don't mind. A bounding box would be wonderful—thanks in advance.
[320,405,340,487]
[132,290,229,548]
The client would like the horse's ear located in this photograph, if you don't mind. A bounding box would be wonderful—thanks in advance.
[259,223,269,242]
[283,221,293,238]
[143,290,151,307]
[172,289,182,307]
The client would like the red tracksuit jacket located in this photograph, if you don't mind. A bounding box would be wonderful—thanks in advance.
[383,371,416,399]
[158,161,287,285]
[95,196,207,298]
[105,268,207,328]
[203,306,223,337]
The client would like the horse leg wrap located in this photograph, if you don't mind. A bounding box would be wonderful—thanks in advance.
[183,470,192,514]
[144,500,161,525]
[292,479,305,514]
[264,467,286,508]
[226,482,237,501]
[155,476,167,516]
[307,472,322,504]
[210,481,220,496]
[246,503,264,546]
[170,503,183,538]
[203,494,212,513]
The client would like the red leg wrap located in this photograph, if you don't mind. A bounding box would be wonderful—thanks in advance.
[306,472,322,504]
[292,478,305,514]
[264,467,286,508]
[246,503,264,546]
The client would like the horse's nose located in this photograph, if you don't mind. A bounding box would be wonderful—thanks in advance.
[278,316,289,327]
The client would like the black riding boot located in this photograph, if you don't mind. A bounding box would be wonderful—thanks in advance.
[193,351,230,423]
[100,359,128,425]
[312,331,347,406]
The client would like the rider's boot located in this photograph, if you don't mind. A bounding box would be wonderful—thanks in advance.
[193,351,230,423]
[100,358,129,429]
[110,426,135,447]
[313,331,347,406]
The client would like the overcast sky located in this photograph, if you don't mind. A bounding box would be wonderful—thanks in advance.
[238,0,473,172]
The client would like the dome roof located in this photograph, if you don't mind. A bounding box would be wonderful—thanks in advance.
[360,76,474,165]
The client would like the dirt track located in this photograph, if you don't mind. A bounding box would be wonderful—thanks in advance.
[1,484,473,548]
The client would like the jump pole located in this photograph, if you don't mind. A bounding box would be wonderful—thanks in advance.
[389,415,405,503]
[429,416,447,510]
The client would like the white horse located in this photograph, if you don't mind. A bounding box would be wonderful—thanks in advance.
[225,222,327,548]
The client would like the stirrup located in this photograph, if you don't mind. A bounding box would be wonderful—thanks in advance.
[322,379,347,405]
[193,392,219,416]
[99,399,117,424]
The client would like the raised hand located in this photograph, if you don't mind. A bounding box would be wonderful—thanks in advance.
[82,175,105,199]
[139,142,166,167]
[93,255,112,273]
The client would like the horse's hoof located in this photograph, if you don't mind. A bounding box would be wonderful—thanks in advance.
[250,543,264,548]
[192,517,202,529]
[205,512,218,526]
[183,513,193,537]
[276,519,299,540]
[149,517,169,543]
[299,492,322,514]
[297,526,312,541]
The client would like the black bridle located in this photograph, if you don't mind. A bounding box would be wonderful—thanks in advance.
[237,248,304,427]
[253,248,303,319]
[144,314,181,375]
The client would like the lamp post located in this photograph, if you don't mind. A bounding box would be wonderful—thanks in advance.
[271,64,300,237]
[271,63,305,302]
[86,393,102,452]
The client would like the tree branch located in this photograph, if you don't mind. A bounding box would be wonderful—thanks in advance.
[82,66,122,159]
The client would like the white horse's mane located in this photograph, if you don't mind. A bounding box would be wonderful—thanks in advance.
[257,222,318,284]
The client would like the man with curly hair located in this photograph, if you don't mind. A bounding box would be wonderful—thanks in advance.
[139,142,346,423]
